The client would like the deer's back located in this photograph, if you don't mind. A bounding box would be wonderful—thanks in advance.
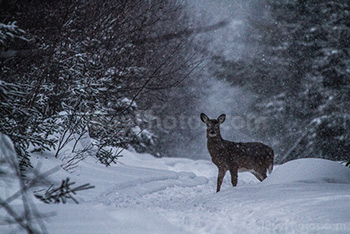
[233,142,273,167]
[208,140,273,169]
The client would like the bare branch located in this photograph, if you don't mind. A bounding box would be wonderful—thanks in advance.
[133,20,229,45]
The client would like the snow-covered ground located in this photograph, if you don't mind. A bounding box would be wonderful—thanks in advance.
[1,138,350,234]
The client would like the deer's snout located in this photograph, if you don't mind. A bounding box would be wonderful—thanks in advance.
[208,130,217,137]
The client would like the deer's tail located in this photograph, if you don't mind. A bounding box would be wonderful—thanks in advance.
[268,163,273,174]
[268,148,274,174]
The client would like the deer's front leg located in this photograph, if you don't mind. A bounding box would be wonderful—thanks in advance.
[217,167,226,192]
[229,166,238,187]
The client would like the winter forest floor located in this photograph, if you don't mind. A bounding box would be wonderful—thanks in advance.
[2,145,350,234]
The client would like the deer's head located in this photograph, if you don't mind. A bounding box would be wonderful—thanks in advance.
[200,113,226,138]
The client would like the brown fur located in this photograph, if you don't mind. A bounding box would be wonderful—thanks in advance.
[201,113,274,192]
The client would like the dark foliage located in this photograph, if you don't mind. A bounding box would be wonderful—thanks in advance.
[94,147,120,166]
[0,0,196,166]
[211,0,350,162]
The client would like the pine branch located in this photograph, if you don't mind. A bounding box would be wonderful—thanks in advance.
[34,178,94,204]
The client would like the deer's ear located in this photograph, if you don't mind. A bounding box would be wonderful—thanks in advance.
[200,113,209,123]
[217,114,226,124]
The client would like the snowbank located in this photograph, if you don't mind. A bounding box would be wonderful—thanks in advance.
[263,158,350,185]
[0,134,23,203]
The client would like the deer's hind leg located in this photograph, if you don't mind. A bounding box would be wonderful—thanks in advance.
[229,166,238,187]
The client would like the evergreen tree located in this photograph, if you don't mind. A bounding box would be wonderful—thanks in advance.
[210,0,350,162]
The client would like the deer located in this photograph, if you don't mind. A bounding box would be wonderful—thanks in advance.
[200,113,274,192]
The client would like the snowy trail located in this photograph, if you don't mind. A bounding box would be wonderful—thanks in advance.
[76,153,350,234]
[90,161,260,233]
[2,150,350,234]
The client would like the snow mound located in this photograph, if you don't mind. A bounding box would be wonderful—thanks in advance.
[263,158,350,185]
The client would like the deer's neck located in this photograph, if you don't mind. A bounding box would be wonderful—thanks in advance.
[207,135,237,147]
[207,135,224,145]
[207,136,227,159]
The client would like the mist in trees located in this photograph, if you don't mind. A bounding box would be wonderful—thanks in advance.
[2,1,350,232]
[208,0,350,163]
[1,0,349,166]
